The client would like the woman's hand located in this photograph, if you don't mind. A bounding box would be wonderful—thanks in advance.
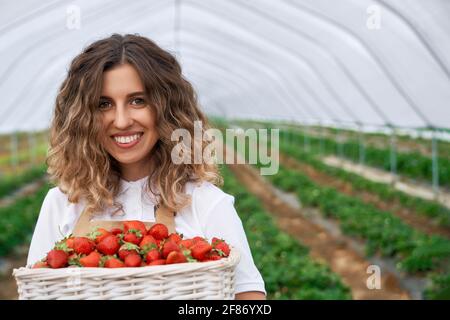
[235,291,266,300]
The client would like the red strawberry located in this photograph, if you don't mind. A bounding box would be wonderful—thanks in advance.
[124,253,142,267]
[179,239,194,249]
[140,235,157,248]
[212,238,230,257]
[79,251,102,267]
[104,257,125,268]
[205,250,222,261]
[118,242,140,260]
[123,232,142,245]
[66,238,75,249]
[54,237,74,253]
[47,249,69,268]
[192,236,207,244]
[88,227,110,244]
[68,253,81,266]
[123,221,147,237]
[97,235,120,255]
[111,228,123,236]
[162,240,180,258]
[73,237,95,255]
[32,261,48,268]
[147,259,166,266]
[168,233,183,244]
[145,248,161,263]
[166,251,187,264]
[190,242,213,261]
[148,223,169,240]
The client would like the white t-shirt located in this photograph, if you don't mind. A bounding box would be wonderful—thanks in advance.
[26,175,266,296]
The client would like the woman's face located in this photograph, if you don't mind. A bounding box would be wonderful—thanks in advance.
[99,63,159,172]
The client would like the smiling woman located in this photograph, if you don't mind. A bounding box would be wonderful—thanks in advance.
[27,33,266,300]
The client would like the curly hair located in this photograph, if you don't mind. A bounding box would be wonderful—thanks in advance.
[47,33,221,216]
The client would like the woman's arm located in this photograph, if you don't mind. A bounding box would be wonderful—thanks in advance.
[235,291,267,300]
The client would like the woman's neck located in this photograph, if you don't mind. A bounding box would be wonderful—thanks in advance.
[120,156,154,182]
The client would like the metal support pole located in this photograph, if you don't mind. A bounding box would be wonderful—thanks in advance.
[390,127,397,185]
[431,129,439,198]
[28,131,37,166]
[358,124,365,174]
[10,132,18,171]
[303,125,310,152]
[319,124,325,155]
[337,129,344,160]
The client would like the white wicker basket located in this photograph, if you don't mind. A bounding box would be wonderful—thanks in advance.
[13,248,240,300]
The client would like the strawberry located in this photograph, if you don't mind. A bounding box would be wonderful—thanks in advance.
[123,221,147,237]
[79,251,102,267]
[205,250,222,261]
[140,235,157,248]
[66,238,75,249]
[123,231,142,245]
[111,228,123,236]
[162,240,180,258]
[179,239,194,249]
[118,242,140,260]
[47,249,69,268]
[192,236,208,245]
[168,233,183,244]
[54,237,74,253]
[124,253,142,267]
[190,242,213,261]
[166,251,187,264]
[68,253,81,266]
[73,237,96,255]
[32,261,48,268]
[97,234,120,255]
[145,248,161,263]
[212,238,230,257]
[103,257,125,268]
[88,227,110,244]
[147,259,166,266]
[148,223,168,240]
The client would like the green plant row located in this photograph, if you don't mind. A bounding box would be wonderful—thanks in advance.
[277,138,450,227]
[0,164,47,199]
[275,128,450,188]
[235,118,450,164]
[220,165,351,299]
[0,144,48,167]
[0,183,51,256]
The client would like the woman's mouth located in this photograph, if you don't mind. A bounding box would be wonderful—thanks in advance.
[111,132,143,149]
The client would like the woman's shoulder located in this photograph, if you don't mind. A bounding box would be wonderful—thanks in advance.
[186,180,232,202]
[184,180,234,217]
[43,186,85,212]
[44,186,69,204]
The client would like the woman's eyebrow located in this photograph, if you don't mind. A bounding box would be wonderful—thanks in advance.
[100,92,145,99]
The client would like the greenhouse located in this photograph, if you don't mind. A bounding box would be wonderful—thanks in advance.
[0,0,449,300]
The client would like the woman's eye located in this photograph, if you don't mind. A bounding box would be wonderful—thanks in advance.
[99,101,112,110]
[131,97,146,106]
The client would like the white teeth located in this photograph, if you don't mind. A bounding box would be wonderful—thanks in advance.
[113,133,142,144]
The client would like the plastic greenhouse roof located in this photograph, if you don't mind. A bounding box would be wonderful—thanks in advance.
[0,0,449,134]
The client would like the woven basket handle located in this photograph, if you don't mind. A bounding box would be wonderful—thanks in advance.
[72,204,176,237]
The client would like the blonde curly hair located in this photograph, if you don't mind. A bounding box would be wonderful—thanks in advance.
[47,33,221,216]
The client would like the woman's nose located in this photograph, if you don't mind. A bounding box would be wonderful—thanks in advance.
[113,105,134,129]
